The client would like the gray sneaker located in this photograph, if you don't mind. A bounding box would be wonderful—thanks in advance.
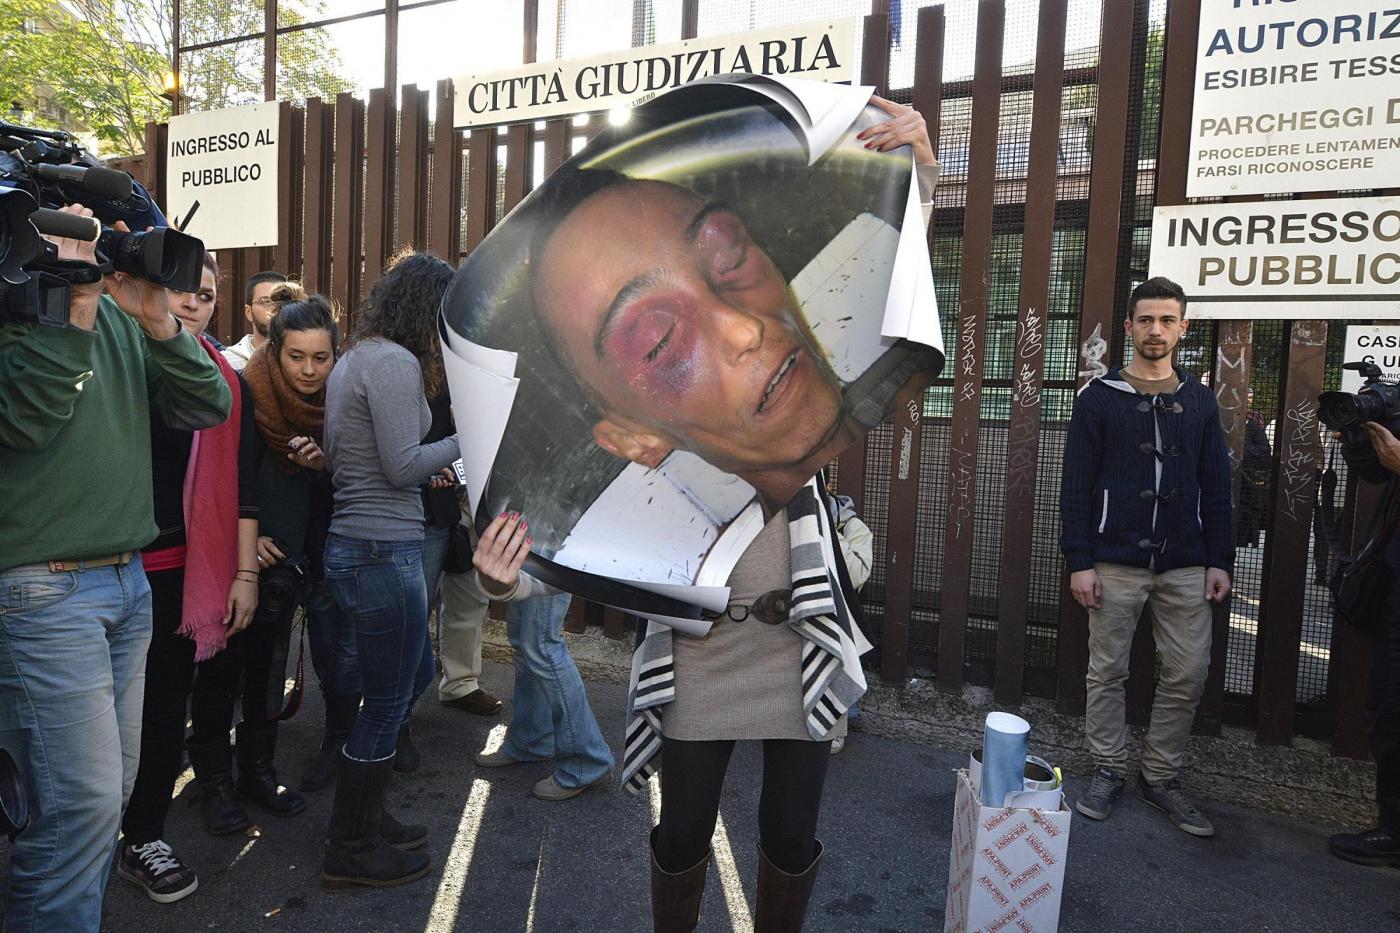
[1075,767,1125,820]
[1137,775,1215,837]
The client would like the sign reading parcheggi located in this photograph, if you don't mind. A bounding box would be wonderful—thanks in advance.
[1187,0,1400,198]
[166,101,279,251]
[1148,197,1400,319]
[452,19,855,129]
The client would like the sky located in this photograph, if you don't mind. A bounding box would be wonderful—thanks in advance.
[293,0,1129,120]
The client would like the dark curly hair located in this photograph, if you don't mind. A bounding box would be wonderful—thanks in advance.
[351,250,453,397]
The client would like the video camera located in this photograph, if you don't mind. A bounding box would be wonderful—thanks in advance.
[0,120,206,328]
[1318,361,1400,446]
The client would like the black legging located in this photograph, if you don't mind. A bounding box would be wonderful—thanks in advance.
[189,578,289,745]
[655,737,830,875]
[122,569,196,846]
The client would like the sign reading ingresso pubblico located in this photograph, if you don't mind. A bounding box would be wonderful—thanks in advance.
[165,101,280,251]
[1187,0,1400,198]
[1148,197,1400,319]
[452,18,856,129]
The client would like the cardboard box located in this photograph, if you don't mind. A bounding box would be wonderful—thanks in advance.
[945,770,1072,933]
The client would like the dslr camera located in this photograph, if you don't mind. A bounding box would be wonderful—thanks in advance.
[0,120,206,328]
[1317,361,1400,446]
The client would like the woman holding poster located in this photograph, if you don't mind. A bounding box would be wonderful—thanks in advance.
[462,78,941,931]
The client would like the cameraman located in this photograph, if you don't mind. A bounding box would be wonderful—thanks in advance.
[0,204,231,931]
[1331,419,1400,868]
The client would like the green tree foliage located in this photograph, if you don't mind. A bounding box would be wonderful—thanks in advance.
[0,0,169,155]
[0,0,351,157]
[177,0,353,112]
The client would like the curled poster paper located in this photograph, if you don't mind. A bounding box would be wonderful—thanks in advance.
[440,73,943,623]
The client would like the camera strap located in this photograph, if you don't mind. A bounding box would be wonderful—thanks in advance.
[32,256,103,286]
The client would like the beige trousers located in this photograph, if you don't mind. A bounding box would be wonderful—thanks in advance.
[1084,562,1213,784]
[436,568,490,701]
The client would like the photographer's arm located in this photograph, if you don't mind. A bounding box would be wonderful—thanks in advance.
[1341,425,1395,484]
[0,205,105,451]
[1199,394,1234,601]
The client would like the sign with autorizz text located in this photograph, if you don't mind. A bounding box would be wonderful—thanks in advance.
[1341,325,1400,391]
[165,101,279,251]
[1148,197,1400,319]
[1187,0,1400,197]
[452,19,855,129]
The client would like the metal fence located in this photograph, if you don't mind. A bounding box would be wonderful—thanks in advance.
[123,0,1387,759]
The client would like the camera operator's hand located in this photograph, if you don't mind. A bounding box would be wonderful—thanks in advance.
[1205,567,1231,603]
[1363,422,1400,475]
[40,204,103,331]
[103,222,180,340]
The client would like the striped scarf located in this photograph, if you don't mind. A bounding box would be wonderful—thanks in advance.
[621,476,873,795]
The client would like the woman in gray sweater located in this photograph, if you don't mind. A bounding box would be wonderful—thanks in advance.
[319,252,460,890]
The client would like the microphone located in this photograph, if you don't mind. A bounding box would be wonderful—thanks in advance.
[27,163,133,201]
[29,207,101,241]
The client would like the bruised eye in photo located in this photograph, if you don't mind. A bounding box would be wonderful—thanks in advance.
[697,211,758,288]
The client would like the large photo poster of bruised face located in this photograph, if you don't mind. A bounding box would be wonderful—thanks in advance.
[441,74,942,618]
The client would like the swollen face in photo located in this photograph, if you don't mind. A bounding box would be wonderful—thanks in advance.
[533,178,844,475]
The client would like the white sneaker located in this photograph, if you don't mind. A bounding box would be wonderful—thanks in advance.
[830,737,845,755]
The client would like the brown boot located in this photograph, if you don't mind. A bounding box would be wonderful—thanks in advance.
[754,840,823,933]
[650,827,709,933]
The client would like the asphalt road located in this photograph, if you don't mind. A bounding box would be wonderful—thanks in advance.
[2,660,1394,932]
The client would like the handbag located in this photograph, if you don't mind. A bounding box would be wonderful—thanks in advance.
[259,562,307,720]
[444,522,475,575]
[1329,481,1400,634]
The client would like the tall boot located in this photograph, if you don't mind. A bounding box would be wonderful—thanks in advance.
[393,718,420,773]
[650,827,710,933]
[321,755,431,891]
[754,840,824,933]
[186,737,251,837]
[379,803,429,850]
[301,693,360,792]
[235,721,307,816]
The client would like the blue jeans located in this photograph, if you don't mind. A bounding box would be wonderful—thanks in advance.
[0,556,152,933]
[502,593,614,788]
[305,578,361,696]
[323,535,435,762]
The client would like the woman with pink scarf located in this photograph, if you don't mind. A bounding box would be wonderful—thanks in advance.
[115,252,270,905]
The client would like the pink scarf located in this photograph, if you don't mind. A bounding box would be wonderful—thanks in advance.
[178,335,243,661]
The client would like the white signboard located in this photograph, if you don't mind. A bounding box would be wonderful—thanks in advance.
[1187,0,1400,198]
[165,101,279,251]
[1342,325,1400,391]
[1148,197,1400,319]
[452,18,856,128]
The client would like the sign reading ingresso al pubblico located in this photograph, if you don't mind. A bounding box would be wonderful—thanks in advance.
[1187,0,1400,198]
[452,18,856,129]
[1148,197,1400,319]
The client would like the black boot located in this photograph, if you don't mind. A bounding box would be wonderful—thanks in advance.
[379,805,429,850]
[754,840,823,933]
[235,721,307,817]
[650,827,709,933]
[187,737,251,837]
[301,693,360,792]
[393,719,420,773]
[321,756,431,891]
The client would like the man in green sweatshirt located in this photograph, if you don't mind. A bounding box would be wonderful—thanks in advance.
[0,205,231,932]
